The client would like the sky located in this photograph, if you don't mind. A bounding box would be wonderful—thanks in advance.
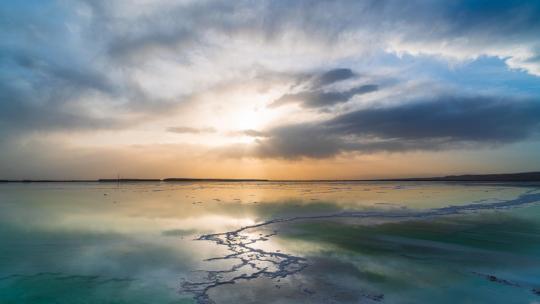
[1,0,540,180]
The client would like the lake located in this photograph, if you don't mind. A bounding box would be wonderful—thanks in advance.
[1,181,540,303]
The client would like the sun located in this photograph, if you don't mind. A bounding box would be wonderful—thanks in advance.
[215,88,283,133]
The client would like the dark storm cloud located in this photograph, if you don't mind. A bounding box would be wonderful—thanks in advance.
[313,68,356,87]
[271,84,378,108]
[329,96,540,142]
[255,96,540,159]
[255,123,344,159]
[270,67,376,109]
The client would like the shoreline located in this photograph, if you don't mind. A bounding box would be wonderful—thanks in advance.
[1,172,540,183]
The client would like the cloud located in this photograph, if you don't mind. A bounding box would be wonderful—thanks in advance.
[312,68,357,87]
[86,0,540,75]
[270,84,378,108]
[167,126,216,134]
[242,129,269,137]
[254,95,540,159]
[328,96,540,142]
[72,0,540,76]
[3,0,540,138]
[269,68,377,109]
[225,129,270,138]
[0,81,125,139]
[254,123,344,158]
[0,4,159,139]
[2,0,540,178]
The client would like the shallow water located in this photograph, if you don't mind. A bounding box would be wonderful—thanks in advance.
[1,181,540,303]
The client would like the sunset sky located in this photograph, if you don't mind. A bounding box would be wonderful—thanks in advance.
[1,0,540,179]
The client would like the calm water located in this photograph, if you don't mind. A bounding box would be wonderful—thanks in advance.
[1,182,540,303]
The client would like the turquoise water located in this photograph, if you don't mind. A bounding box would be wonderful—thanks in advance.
[1,182,539,303]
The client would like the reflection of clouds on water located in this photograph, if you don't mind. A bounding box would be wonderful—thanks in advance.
[0,223,197,276]
[183,190,540,303]
[1,182,540,303]
[0,271,190,303]
[161,228,198,237]
[0,221,198,303]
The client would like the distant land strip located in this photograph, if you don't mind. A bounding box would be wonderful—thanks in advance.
[0,179,96,183]
[98,178,161,182]
[162,178,268,182]
[1,172,540,183]
[374,171,540,182]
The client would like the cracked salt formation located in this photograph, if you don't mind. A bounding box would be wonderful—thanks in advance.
[181,190,540,304]
[181,228,308,304]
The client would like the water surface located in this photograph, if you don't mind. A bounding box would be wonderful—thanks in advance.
[1,182,540,303]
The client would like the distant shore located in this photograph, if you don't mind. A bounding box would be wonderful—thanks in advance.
[370,171,540,182]
[1,172,540,183]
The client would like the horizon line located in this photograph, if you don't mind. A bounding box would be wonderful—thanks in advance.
[2,171,540,183]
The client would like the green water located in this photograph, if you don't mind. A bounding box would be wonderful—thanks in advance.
[1,182,539,303]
